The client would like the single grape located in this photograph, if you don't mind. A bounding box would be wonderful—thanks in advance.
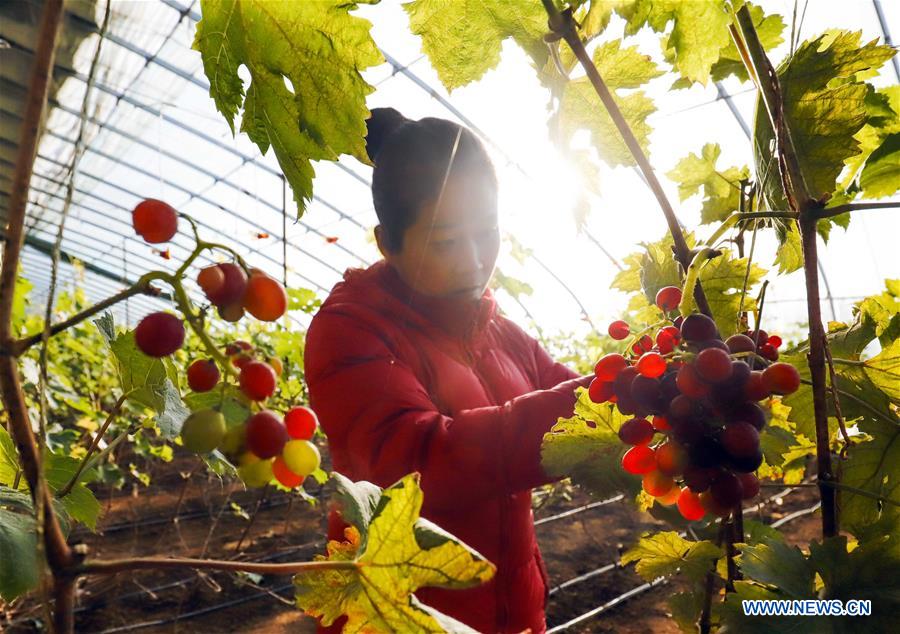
[245,410,288,459]
[655,485,682,506]
[239,361,277,401]
[651,415,670,431]
[744,371,771,401]
[220,424,246,458]
[272,456,304,489]
[631,335,654,356]
[724,401,767,431]
[618,417,655,446]
[267,356,284,378]
[683,465,716,492]
[725,334,756,354]
[636,352,666,378]
[284,405,318,440]
[594,353,627,381]
[197,265,225,298]
[206,262,248,306]
[282,439,321,477]
[680,313,718,342]
[642,470,675,497]
[720,422,760,459]
[613,366,639,401]
[761,362,801,395]
[668,394,698,421]
[135,312,184,357]
[710,471,743,510]
[132,199,178,243]
[676,364,710,399]
[622,445,656,474]
[631,375,665,414]
[659,372,680,402]
[237,455,274,488]
[655,286,683,312]
[695,348,734,383]
[243,270,288,321]
[671,418,708,447]
[608,320,630,340]
[677,488,706,520]
[655,326,681,354]
[727,450,763,473]
[218,302,245,323]
[180,409,226,454]
[738,472,760,500]
[758,343,779,362]
[589,377,615,403]
[655,441,686,476]
[187,359,220,392]
[700,490,732,518]
[767,335,783,348]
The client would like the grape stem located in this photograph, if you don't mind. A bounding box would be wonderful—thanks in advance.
[733,4,837,538]
[814,201,900,219]
[677,248,721,317]
[704,210,798,248]
[538,0,714,319]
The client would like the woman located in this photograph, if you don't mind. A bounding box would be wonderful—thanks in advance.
[304,107,590,633]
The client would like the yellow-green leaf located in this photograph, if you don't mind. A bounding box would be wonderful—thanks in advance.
[864,338,900,403]
[621,531,722,584]
[666,143,749,224]
[295,473,494,632]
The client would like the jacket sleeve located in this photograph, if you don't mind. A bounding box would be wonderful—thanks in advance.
[305,310,590,511]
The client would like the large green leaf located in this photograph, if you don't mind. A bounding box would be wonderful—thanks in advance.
[754,31,895,211]
[859,132,900,198]
[617,0,731,85]
[193,0,383,214]
[43,452,101,530]
[838,85,900,197]
[621,531,723,584]
[295,473,494,632]
[559,39,662,167]
[841,417,900,534]
[540,387,638,498]
[403,0,549,91]
[863,338,900,402]
[666,143,749,224]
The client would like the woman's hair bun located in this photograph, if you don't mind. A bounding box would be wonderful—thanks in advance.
[365,107,409,163]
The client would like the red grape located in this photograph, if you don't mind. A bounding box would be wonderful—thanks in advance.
[135,312,184,357]
[700,490,732,517]
[767,335,782,348]
[676,364,710,398]
[720,422,760,459]
[239,361,277,401]
[677,488,706,520]
[588,378,615,403]
[594,353,627,381]
[738,473,760,500]
[680,314,718,342]
[631,335,654,356]
[761,362,801,395]
[710,471,743,509]
[285,406,318,440]
[243,270,287,321]
[206,263,248,306]
[197,265,225,298]
[631,375,664,414]
[695,348,733,383]
[683,465,715,492]
[725,334,756,354]
[132,199,178,243]
[608,320,630,340]
[656,326,680,354]
[187,359,220,392]
[245,410,288,459]
[622,445,656,474]
[618,418,655,446]
[758,343,779,362]
[636,352,666,378]
[744,371,771,401]
[643,470,675,497]
[272,456,304,488]
[655,286,683,312]
[655,441,686,476]
[651,415,670,431]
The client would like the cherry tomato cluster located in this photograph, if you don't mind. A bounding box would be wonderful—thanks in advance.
[592,286,800,521]
[130,198,288,359]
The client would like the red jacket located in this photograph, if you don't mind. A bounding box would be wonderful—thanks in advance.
[304,261,588,633]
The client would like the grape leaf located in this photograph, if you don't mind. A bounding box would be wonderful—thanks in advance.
[754,31,895,212]
[98,320,189,439]
[559,40,662,167]
[403,0,549,92]
[193,0,383,214]
[295,473,494,632]
[863,338,900,403]
[621,531,723,584]
[859,132,900,198]
[740,539,814,598]
[707,1,784,85]
[857,281,900,345]
[0,502,39,601]
[772,223,803,274]
[616,0,730,85]
[841,417,900,534]
[11,272,32,337]
[838,85,900,196]
[540,388,638,498]
[43,451,101,530]
[666,143,749,224]
[0,427,24,489]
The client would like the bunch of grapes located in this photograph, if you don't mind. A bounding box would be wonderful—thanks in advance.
[591,286,799,521]
[129,199,319,490]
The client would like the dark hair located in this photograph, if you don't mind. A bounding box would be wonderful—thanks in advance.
[365,107,497,253]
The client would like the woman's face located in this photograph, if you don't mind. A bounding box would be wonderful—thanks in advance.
[378,174,500,301]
